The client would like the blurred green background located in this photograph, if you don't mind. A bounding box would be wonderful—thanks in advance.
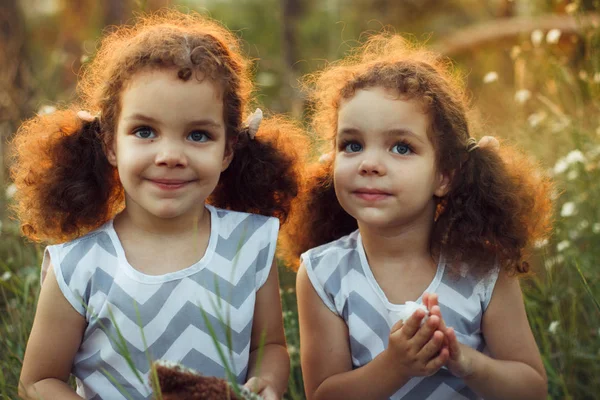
[1,0,599,399]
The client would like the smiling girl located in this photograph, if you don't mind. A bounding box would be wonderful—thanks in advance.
[14,10,307,400]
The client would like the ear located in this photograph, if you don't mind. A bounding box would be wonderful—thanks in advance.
[434,170,452,197]
[221,142,234,172]
[104,137,118,167]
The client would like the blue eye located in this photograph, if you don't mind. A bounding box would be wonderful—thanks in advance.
[344,142,363,153]
[134,127,156,139]
[188,130,209,142]
[392,143,412,155]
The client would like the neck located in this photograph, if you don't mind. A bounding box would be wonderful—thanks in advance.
[116,203,209,238]
[357,206,436,268]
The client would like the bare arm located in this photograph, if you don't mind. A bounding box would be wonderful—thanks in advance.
[245,259,290,400]
[430,272,547,400]
[19,263,87,399]
[297,264,447,400]
[462,272,547,399]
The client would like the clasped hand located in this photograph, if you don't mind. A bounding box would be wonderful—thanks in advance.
[387,292,474,380]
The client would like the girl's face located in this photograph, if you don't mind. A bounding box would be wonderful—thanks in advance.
[107,68,232,222]
[334,86,450,232]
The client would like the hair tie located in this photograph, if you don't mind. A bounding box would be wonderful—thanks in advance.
[77,110,100,123]
[244,108,263,140]
[466,137,479,153]
[318,152,333,163]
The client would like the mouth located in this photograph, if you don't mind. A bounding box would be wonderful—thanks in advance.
[148,179,194,190]
[352,188,392,201]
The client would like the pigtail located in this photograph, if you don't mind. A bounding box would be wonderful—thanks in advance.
[278,159,357,271]
[433,143,554,276]
[10,109,123,243]
[210,116,308,225]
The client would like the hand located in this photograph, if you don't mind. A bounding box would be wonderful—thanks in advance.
[244,377,279,400]
[422,292,474,378]
[387,308,449,378]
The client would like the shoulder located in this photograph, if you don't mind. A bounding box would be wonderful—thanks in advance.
[43,222,116,316]
[301,230,360,270]
[211,206,279,238]
[45,222,116,275]
[443,259,500,311]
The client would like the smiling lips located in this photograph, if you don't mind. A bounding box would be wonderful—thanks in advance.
[148,179,193,190]
[352,188,391,201]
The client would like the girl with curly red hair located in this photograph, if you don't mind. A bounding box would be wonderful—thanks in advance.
[282,34,553,400]
[14,10,307,400]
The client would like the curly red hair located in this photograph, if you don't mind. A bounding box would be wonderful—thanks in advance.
[10,9,308,243]
[280,34,554,276]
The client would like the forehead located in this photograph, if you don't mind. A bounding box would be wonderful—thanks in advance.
[337,87,431,138]
[120,68,223,114]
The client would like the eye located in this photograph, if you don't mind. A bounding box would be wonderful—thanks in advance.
[343,141,363,153]
[391,142,412,155]
[188,130,209,142]
[133,126,156,139]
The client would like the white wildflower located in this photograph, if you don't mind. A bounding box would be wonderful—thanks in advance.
[483,71,498,84]
[593,223,600,234]
[565,150,586,164]
[531,30,544,47]
[594,73,600,83]
[5,183,17,199]
[548,321,560,334]
[560,202,576,217]
[514,89,531,104]
[579,220,589,230]
[528,112,547,128]
[546,29,562,44]
[553,158,569,175]
[534,238,548,248]
[565,2,578,14]
[1,271,11,281]
[38,105,56,115]
[556,240,570,252]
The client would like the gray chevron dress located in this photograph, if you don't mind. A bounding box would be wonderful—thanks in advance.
[301,229,499,400]
[42,205,279,400]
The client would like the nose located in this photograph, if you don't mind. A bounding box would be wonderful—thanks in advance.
[155,140,188,168]
[358,153,386,176]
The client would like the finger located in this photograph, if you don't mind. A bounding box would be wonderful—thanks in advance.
[263,387,280,400]
[391,318,404,333]
[424,347,450,375]
[399,309,426,338]
[416,330,444,361]
[429,306,447,330]
[410,314,440,348]
[244,377,266,393]
[422,292,430,309]
[427,293,438,310]
[446,327,461,360]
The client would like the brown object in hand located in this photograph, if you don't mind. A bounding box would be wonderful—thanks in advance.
[153,363,244,400]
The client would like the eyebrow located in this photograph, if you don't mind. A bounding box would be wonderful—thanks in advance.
[337,127,426,144]
[124,113,223,128]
